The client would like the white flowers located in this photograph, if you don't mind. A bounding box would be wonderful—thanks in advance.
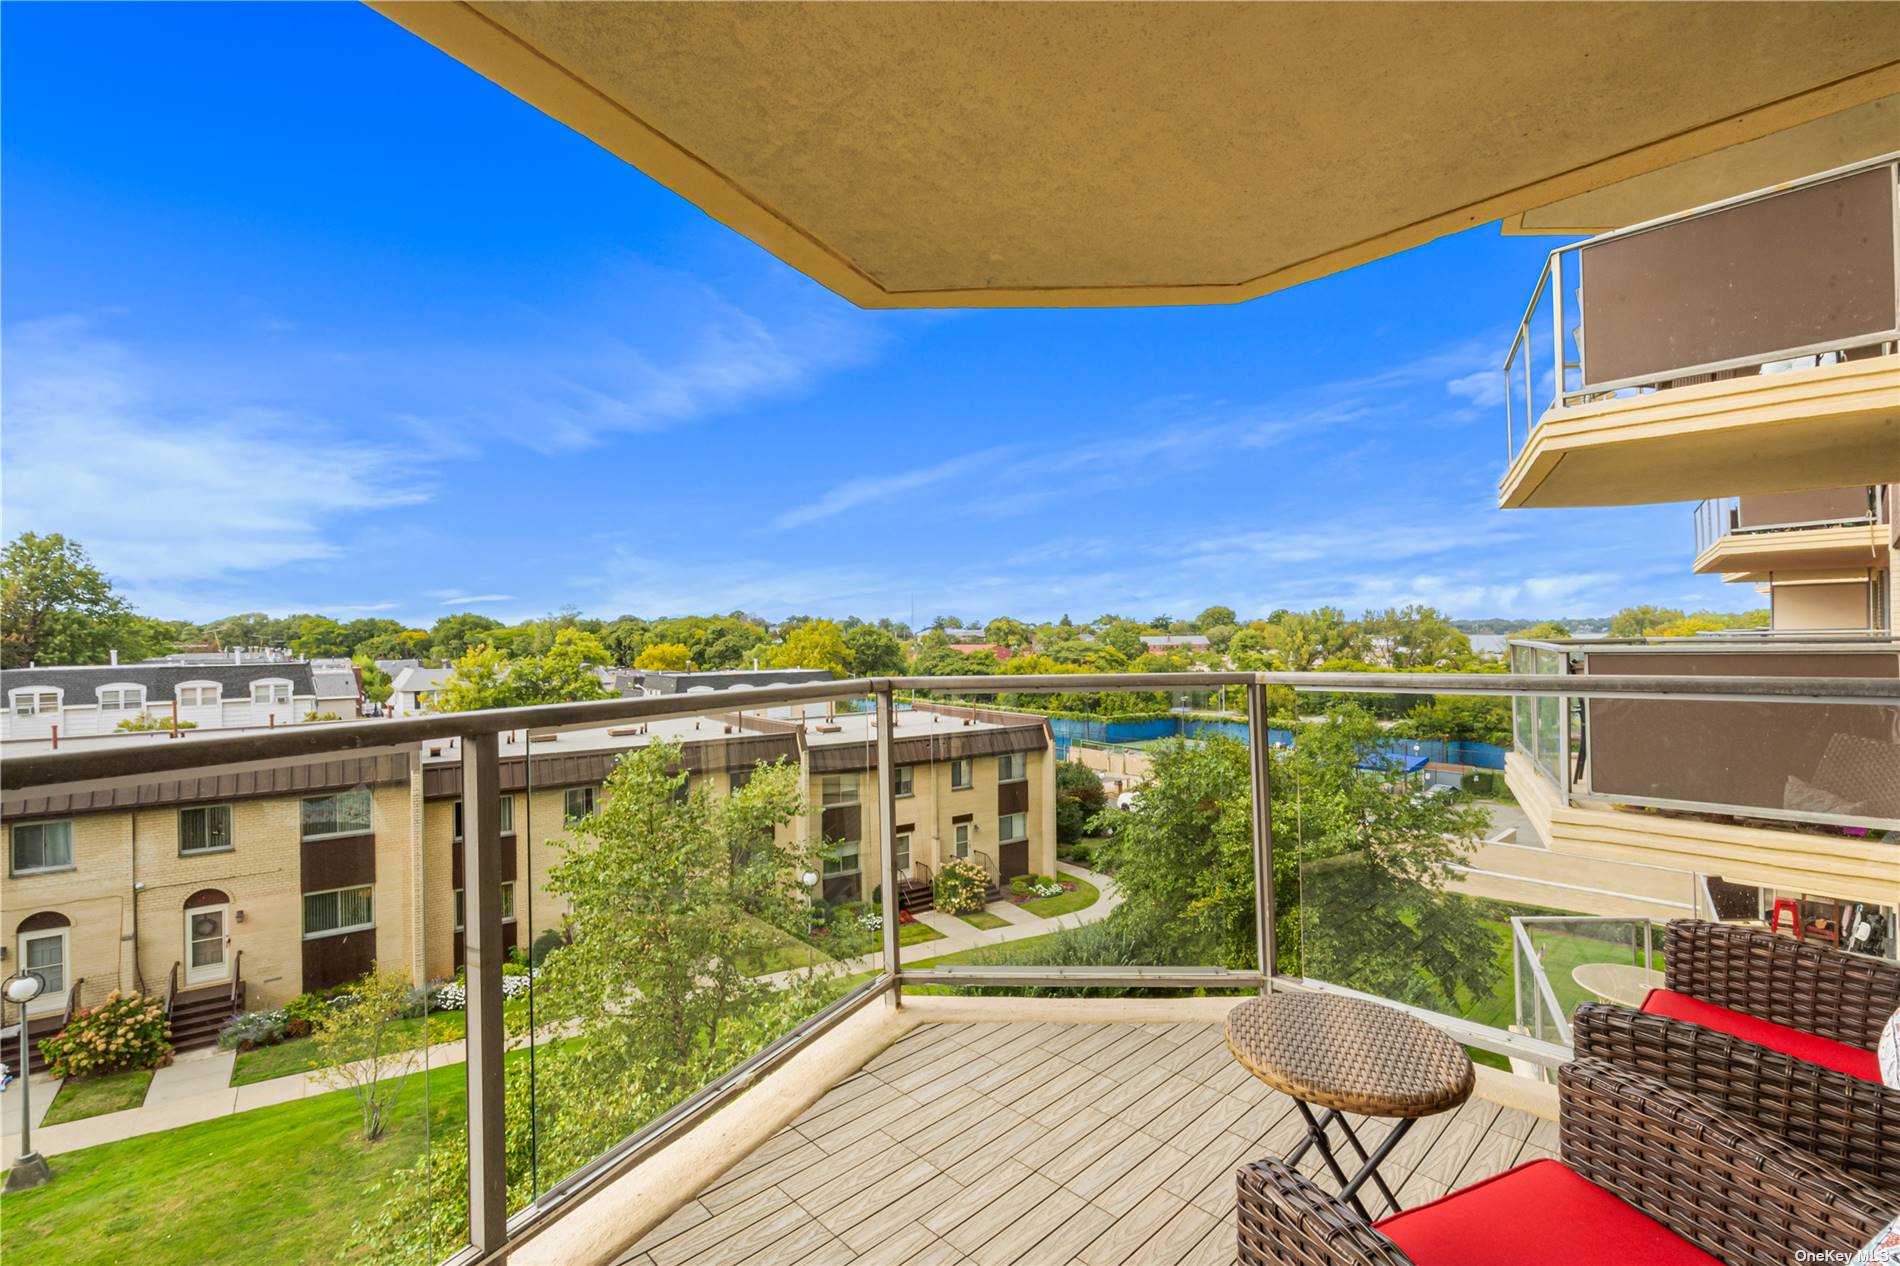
[1030,881,1065,897]
[857,912,884,932]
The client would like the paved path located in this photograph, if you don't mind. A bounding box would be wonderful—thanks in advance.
[1,861,1120,1162]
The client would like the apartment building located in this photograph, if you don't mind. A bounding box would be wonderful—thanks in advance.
[1498,154,1900,956]
[0,653,361,741]
[0,703,1054,1030]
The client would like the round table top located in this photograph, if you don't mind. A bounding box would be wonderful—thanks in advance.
[1224,992,1474,1118]
[1571,962,1666,1009]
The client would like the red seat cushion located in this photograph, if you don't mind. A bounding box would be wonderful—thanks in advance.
[1375,1159,1721,1266]
[1640,987,1882,1083]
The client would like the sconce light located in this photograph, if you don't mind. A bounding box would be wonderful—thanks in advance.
[234,910,246,924]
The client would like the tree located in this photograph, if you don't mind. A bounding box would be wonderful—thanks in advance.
[311,968,427,1142]
[1194,606,1237,631]
[1055,760,1108,845]
[693,620,767,670]
[2,533,137,667]
[844,625,907,677]
[1102,621,1147,660]
[430,612,504,662]
[203,611,301,649]
[433,633,611,713]
[1360,605,1472,668]
[431,645,516,713]
[598,617,649,667]
[1608,605,1685,639]
[1269,607,1366,669]
[911,644,996,677]
[983,617,1032,650]
[357,660,394,705]
[1387,695,1512,747]
[1508,620,1573,640]
[766,619,852,677]
[634,642,692,671]
[289,615,351,658]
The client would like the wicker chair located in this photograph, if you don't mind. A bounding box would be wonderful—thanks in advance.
[1650,919,1900,1054]
[1236,1058,1892,1266]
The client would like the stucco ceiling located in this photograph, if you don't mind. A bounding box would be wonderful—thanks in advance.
[373,1,1900,308]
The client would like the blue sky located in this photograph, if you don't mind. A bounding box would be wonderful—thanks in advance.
[2,2,1748,628]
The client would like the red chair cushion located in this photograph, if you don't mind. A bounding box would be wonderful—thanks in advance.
[1374,1159,1721,1266]
[1641,988,1882,1083]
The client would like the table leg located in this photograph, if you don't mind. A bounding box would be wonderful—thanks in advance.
[1338,1115,1413,1217]
[1292,1099,1371,1222]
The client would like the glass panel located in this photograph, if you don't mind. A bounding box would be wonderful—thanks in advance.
[24,933,64,994]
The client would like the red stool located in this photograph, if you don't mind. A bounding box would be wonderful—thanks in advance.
[1769,898,1804,939]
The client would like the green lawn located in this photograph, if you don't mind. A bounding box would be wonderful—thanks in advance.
[1020,874,1101,919]
[958,910,1010,930]
[41,1069,154,1126]
[3,1060,470,1266]
[231,1010,468,1086]
[741,917,839,975]
[1454,919,1663,1034]
[900,921,946,946]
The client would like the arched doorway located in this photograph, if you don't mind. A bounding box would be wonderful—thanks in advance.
[183,888,232,986]
[14,911,72,1014]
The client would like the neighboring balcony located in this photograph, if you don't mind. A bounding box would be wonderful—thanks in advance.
[1505,635,1900,906]
[1691,485,1891,577]
[1498,155,1900,510]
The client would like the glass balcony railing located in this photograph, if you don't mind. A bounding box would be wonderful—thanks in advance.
[1503,154,1900,468]
[2,669,1895,1265]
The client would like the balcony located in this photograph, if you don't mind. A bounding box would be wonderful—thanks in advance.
[2,670,1894,1266]
[1505,636,1899,905]
[1498,155,1900,510]
[1692,485,1891,578]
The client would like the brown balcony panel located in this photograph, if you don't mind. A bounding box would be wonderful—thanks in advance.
[1582,650,1900,824]
[1737,487,1879,531]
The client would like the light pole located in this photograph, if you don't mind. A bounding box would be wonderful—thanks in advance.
[4,970,51,1191]
[800,870,820,973]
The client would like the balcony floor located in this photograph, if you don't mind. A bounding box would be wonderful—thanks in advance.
[613,1020,1554,1266]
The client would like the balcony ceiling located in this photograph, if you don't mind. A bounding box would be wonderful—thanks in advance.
[372,1,1900,309]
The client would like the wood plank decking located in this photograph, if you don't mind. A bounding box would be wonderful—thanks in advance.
[615,1022,1554,1266]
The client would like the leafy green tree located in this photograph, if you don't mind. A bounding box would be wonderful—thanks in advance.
[634,642,692,671]
[433,631,610,712]
[356,660,393,705]
[982,617,1032,650]
[1360,605,1472,668]
[1387,694,1512,747]
[1055,760,1107,845]
[598,617,649,666]
[1194,605,1237,631]
[203,611,302,649]
[430,612,503,661]
[431,645,516,712]
[1270,606,1366,669]
[355,629,431,662]
[290,615,352,658]
[911,644,996,677]
[2,533,143,667]
[693,620,767,670]
[1102,621,1147,659]
[1203,622,1240,652]
[844,624,906,677]
[766,619,852,677]
[1509,620,1573,640]
[310,968,428,1142]
[1096,710,1499,1010]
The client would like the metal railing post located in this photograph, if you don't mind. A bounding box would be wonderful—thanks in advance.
[874,685,902,1006]
[1549,247,1564,405]
[1247,681,1275,989]
[462,731,507,1255]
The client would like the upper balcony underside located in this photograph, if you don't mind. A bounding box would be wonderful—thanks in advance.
[1498,355,1900,510]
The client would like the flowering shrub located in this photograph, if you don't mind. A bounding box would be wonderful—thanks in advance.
[934,857,990,914]
[218,1008,290,1051]
[40,990,172,1079]
[1031,880,1066,897]
[856,911,884,932]
[432,980,466,1011]
[430,970,535,1011]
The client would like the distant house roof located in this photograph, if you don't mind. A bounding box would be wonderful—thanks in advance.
[310,666,361,702]
[639,668,833,695]
[1,661,320,699]
[390,666,455,696]
[375,658,424,676]
[1141,634,1210,648]
[941,627,986,642]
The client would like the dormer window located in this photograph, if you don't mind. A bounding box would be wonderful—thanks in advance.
[97,685,146,711]
[177,683,221,708]
[251,680,292,705]
[9,689,60,716]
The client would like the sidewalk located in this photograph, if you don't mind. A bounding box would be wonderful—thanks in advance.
[1,860,1119,1162]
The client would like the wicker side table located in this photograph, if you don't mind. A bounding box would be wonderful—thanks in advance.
[1225,992,1474,1221]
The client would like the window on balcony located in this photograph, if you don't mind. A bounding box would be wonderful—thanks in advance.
[11,820,74,874]
[303,885,373,938]
[179,805,234,854]
[301,788,372,841]
[951,758,973,790]
[997,752,1026,782]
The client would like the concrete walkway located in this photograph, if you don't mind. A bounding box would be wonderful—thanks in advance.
[1,861,1120,1163]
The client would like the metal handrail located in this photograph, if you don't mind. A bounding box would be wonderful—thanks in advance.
[10,670,1899,795]
[62,977,85,1024]
[973,849,1000,885]
[229,950,244,1010]
[163,962,179,1019]
[1695,485,1882,557]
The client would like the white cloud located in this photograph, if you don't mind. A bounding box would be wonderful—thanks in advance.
[1445,369,1506,408]
[437,593,514,606]
[1,315,429,602]
[772,446,1017,529]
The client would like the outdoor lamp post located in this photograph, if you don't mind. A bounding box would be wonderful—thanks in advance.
[801,869,820,972]
[4,970,52,1191]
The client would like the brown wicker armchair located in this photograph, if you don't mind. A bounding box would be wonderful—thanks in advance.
[1235,1059,1892,1266]
[1656,919,1900,1052]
